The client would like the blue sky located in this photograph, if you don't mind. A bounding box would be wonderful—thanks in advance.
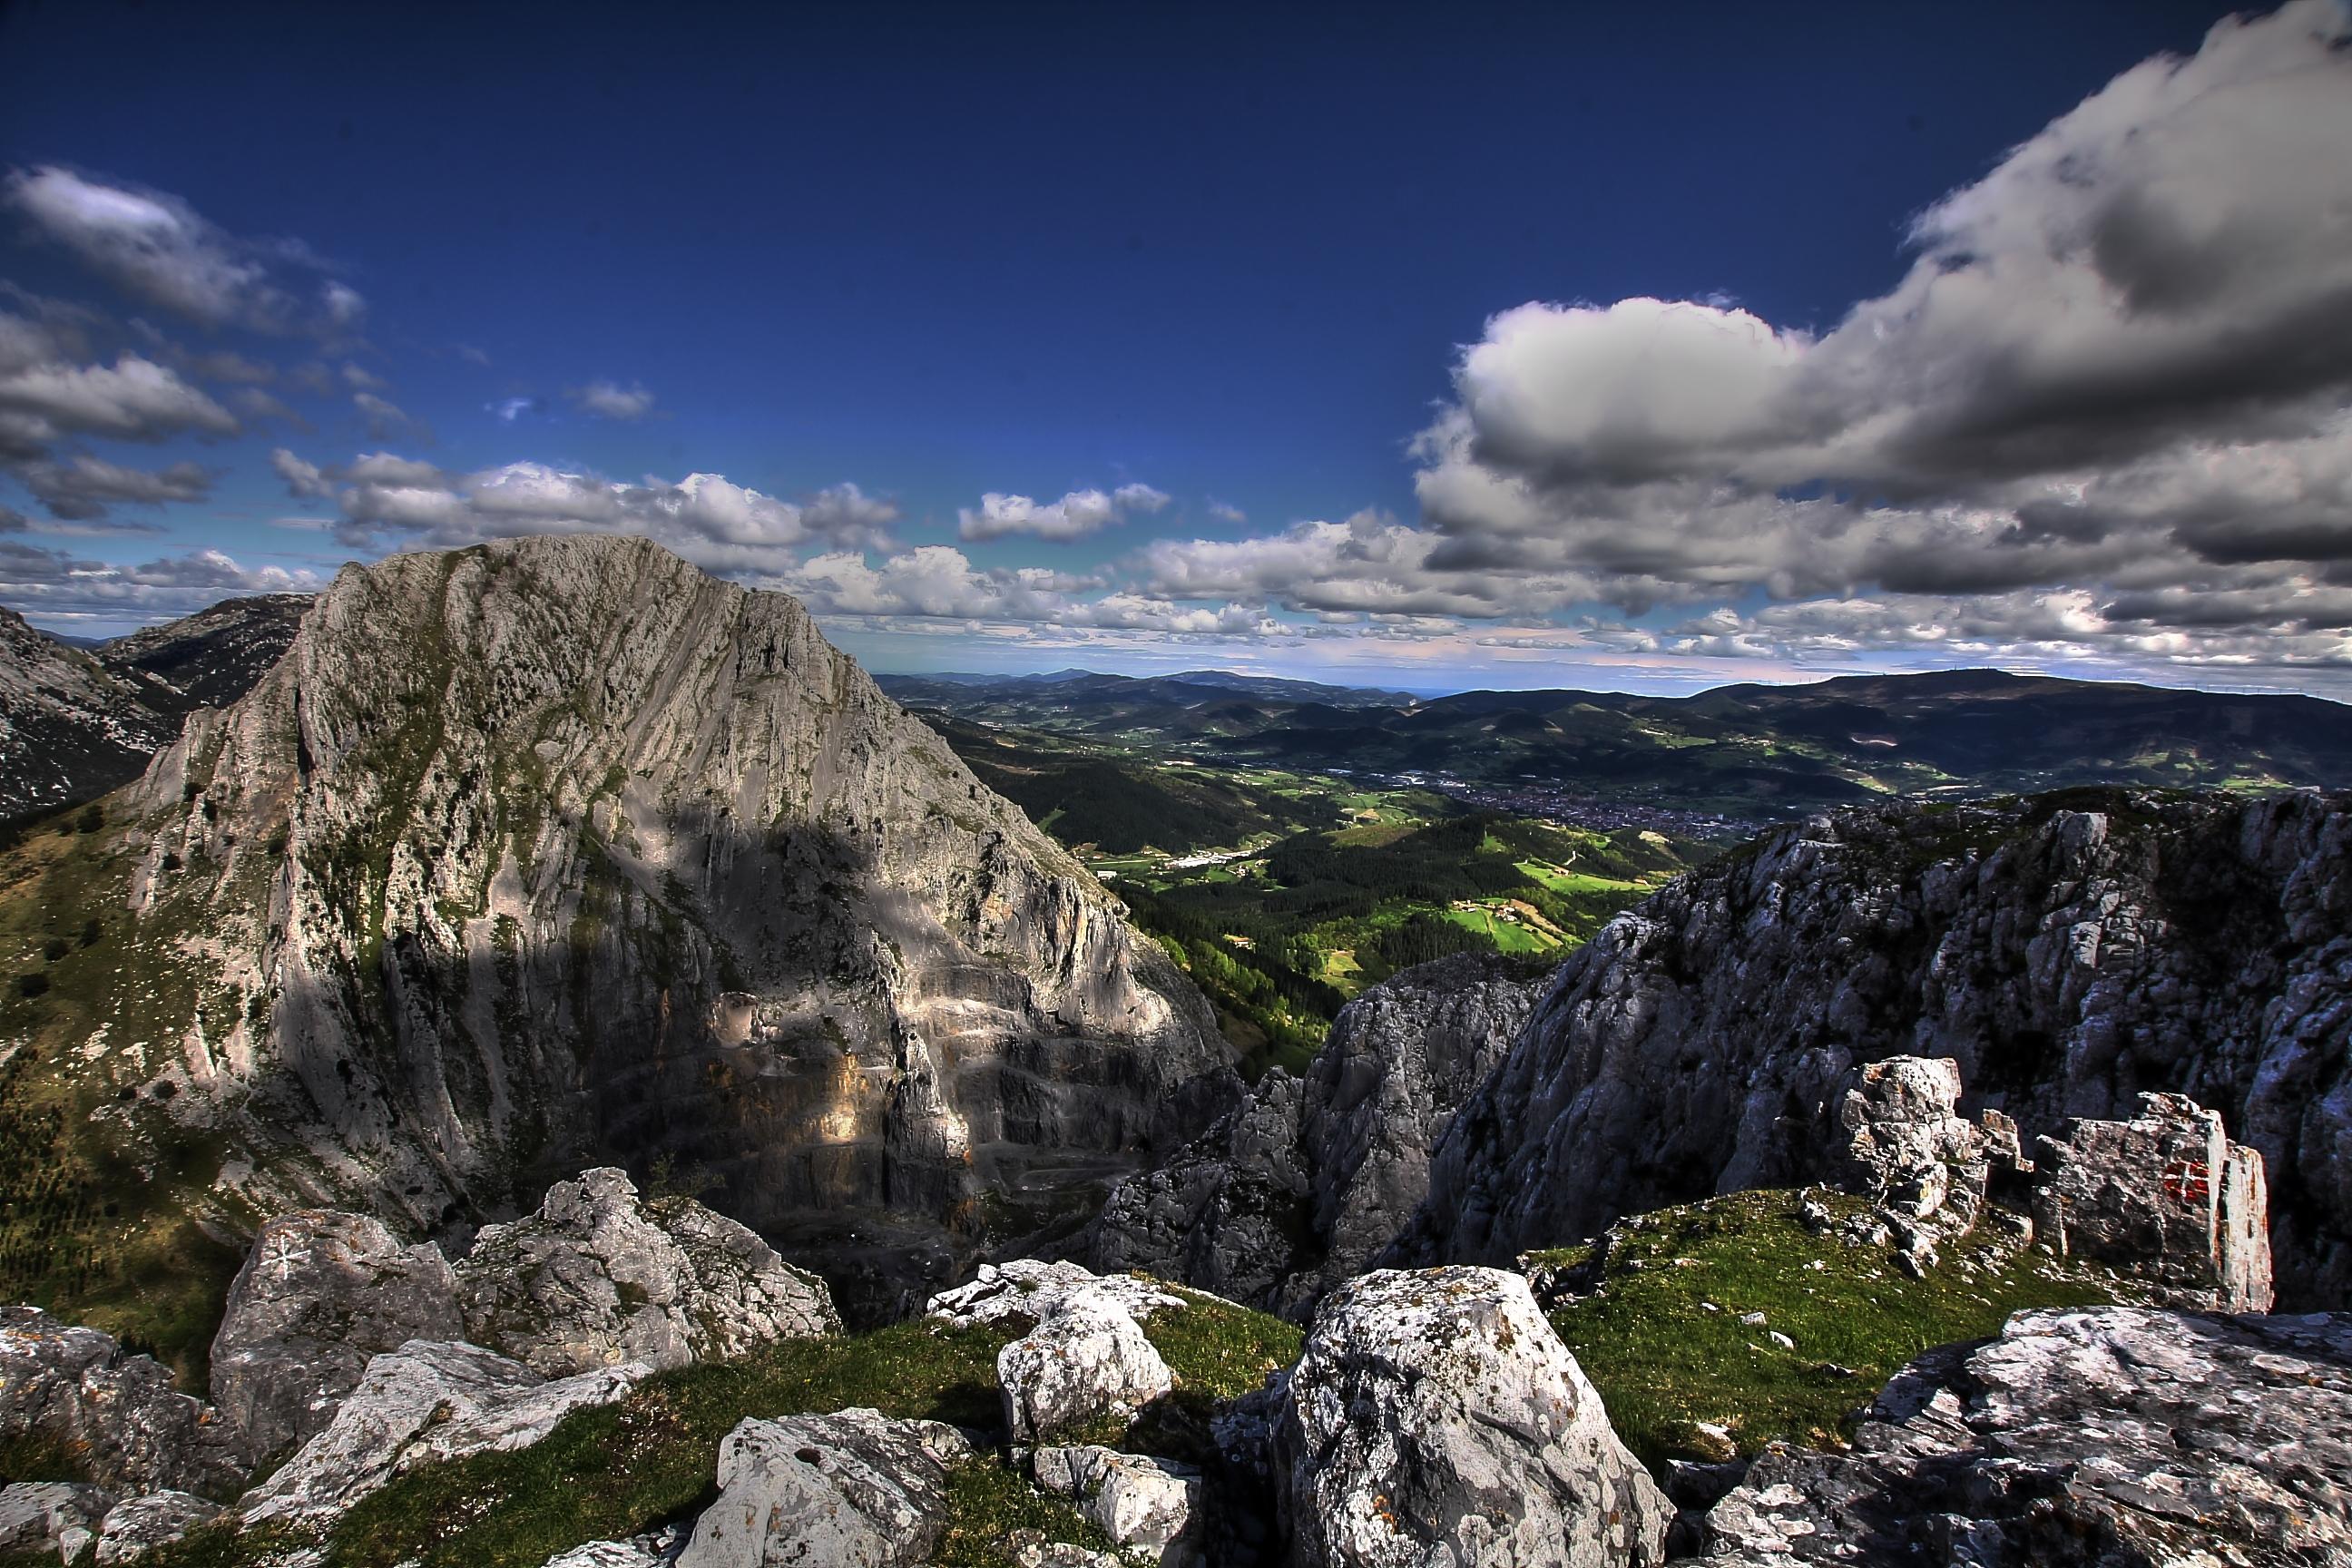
[4,0,2350,695]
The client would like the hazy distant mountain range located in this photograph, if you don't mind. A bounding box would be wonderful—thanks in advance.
[880,666,2352,814]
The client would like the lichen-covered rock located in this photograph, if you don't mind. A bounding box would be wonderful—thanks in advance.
[111,535,1236,1317]
[999,1299,1173,1446]
[1032,1445,1202,1567]
[1398,792,2352,1307]
[209,1210,466,1465]
[675,1407,971,1568]
[1092,955,1541,1318]
[1275,1267,1669,1568]
[2031,1092,2273,1312]
[1700,1305,2352,1565]
[0,1483,114,1559]
[455,1169,839,1377]
[925,1259,1187,1330]
[92,1491,223,1564]
[0,1308,242,1498]
[238,1340,647,1527]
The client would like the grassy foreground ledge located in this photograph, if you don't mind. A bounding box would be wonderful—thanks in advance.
[124,1281,1298,1568]
[1536,1188,2114,1472]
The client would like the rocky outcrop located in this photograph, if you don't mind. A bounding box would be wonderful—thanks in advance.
[2031,1092,2272,1313]
[1032,1446,1202,1567]
[1275,1267,1670,1568]
[238,1340,646,1526]
[0,1308,241,1498]
[207,1171,836,1467]
[1397,791,2352,1306]
[108,535,1231,1318]
[1699,1305,2352,1565]
[453,1168,840,1377]
[1091,954,1542,1317]
[676,1408,971,1568]
[999,1298,1173,1446]
[209,1209,466,1466]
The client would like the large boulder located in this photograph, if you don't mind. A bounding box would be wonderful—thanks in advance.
[675,1407,971,1568]
[1032,1445,1202,1567]
[999,1298,1173,1446]
[238,1340,647,1527]
[1700,1306,2352,1565]
[91,1491,223,1564]
[208,1210,466,1465]
[0,1308,242,1498]
[455,1169,841,1378]
[2031,1092,2274,1312]
[1275,1267,1670,1568]
[1092,955,1542,1318]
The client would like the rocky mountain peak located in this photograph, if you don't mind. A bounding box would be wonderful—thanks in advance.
[106,534,1233,1317]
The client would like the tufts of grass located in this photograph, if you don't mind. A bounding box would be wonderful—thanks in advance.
[931,1454,1114,1568]
[1122,1284,1303,1463]
[315,1318,1014,1568]
[1538,1188,2113,1473]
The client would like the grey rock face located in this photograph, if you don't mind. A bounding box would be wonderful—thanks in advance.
[95,594,310,711]
[1091,954,1542,1317]
[1398,791,2352,1306]
[1829,1056,1989,1222]
[0,1482,114,1559]
[238,1340,646,1527]
[1700,1305,2352,1566]
[1275,1267,1670,1568]
[454,1168,840,1377]
[1032,1445,1202,1567]
[120,535,1232,1314]
[999,1298,1173,1446]
[92,1491,223,1564]
[208,1209,466,1466]
[2031,1091,2273,1312]
[675,1407,971,1568]
[0,1308,241,1498]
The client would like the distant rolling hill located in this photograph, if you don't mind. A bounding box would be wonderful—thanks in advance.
[880,666,2352,814]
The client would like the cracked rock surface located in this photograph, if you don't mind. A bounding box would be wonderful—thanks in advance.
[1275,1266,1670,1568]
[1699,1305,2352,1566]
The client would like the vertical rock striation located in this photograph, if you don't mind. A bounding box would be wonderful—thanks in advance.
[1395,791,2352,1306]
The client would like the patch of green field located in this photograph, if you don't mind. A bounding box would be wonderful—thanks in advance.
[1538,1189,2113,1472]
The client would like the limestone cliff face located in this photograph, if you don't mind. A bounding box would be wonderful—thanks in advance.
[1394,789,2352,1308]
[1086,953,1543,1318]
[122,535,1230,1310]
